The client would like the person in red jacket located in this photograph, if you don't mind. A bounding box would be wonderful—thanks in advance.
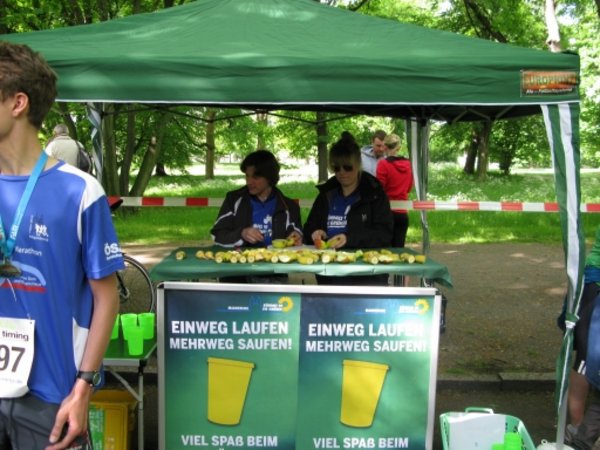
[376,133,414,248]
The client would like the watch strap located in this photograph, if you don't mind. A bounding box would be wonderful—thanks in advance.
[76,370,101,387]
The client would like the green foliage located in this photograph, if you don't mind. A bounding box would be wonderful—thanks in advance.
[568,2,600,166]
[489,116,550,171]
[429,122,471,163]
[5,0,599,186]
[113,164,600,245]
[350,0,441,28]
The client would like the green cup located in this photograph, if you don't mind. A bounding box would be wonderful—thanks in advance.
[138,312,156,340]
[126,325,144,356]
[503,432,521,450]
[492,444,504,450]
[120,313,137,341]
[110,314,120,340]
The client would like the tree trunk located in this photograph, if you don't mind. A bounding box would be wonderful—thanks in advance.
[120,108,136,194]
[316,112,329,183]
[130,112,171,196]
[476,120,493,181]
[101,104,120,196]
[205,109,216,180]
[155,162,168,176]
[544,0,561,52]
[256,112,268,149]
[463,128,478,175]
[0,0,7,34]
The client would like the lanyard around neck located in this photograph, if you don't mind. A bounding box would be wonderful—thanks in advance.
[0,152,48,259]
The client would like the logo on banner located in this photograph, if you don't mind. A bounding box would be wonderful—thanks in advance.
[398,299,430,314]
[520,70,578,96]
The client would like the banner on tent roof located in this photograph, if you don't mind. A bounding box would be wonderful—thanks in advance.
[521,70,578,96]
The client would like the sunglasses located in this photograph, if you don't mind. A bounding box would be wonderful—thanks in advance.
[333,164,354,173]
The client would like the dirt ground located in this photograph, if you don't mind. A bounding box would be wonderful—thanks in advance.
[427,242,567,376]
[122,242,570,449]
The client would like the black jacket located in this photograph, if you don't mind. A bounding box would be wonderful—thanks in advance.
[303,172,393,249]
[211,186,302,247]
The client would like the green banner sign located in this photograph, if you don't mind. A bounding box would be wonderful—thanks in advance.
[159,283,440,450]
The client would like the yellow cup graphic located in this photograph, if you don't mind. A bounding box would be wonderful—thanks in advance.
[207,357,255,425]
[340,359,389,427]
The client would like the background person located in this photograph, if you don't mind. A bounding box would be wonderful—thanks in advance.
[45,123,81,167]
[563,225,600,449]
[0,41,123,450]
[376,133,414,248]
[303,131,393,286]
[360,129,387,176]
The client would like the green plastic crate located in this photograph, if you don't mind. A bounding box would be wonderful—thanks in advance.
[440,407,536,450]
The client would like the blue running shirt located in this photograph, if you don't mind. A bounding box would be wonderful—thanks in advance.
[326,190,358,238]
[250,195,276,246]
[0,162,124,404]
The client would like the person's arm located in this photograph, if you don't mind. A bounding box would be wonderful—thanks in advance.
[285,199,304,245]
[303,193,328,245]
[47,274,119,450]
[211,192,248,247]
[375,160,389,191]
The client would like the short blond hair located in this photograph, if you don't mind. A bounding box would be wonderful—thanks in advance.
[383,133,401,150]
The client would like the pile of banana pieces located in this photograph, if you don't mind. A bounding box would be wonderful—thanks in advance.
[174,243,426,266]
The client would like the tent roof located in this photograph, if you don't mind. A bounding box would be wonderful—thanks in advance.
[3,0,580,121]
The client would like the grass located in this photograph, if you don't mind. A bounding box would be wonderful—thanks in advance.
[113,164,600,246]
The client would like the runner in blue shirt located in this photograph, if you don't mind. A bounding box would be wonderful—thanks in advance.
[0,41,124,450]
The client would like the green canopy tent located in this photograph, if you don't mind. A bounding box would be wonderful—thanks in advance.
[2,0,584,445]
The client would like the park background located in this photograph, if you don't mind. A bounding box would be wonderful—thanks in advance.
[3,2,600,447]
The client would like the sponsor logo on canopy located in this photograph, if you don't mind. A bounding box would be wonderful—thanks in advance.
[521,70,578,96]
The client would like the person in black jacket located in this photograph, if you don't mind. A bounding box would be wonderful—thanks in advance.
[303,131,393,286]
[211,149,303,248]
[211,150,303,284]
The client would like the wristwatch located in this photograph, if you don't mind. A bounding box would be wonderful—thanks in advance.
[76,370,101,388]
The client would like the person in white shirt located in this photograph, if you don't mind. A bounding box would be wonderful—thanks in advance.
[45,123,80,167]
[360,129,387,176]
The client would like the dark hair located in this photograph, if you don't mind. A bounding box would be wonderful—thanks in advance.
[240,150,280,186]
[372,129,387,142]
[0,41,57,129]
[328,131,362,172]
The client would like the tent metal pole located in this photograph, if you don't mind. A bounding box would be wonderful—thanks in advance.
[86,102,104,180]
[407,119,430,256]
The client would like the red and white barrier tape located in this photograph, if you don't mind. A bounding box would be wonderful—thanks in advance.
[108,196,600,213]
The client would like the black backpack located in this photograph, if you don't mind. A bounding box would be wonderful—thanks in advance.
[76,142,93,174]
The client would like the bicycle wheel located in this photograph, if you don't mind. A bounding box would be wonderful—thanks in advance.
[117,254,156,314]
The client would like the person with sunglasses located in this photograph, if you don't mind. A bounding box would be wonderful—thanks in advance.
[303,131,393,286]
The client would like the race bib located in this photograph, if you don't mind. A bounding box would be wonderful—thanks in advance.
[0,317,35,398]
